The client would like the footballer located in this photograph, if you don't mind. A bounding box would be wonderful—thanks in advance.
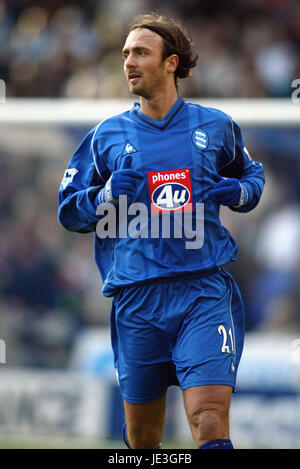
[58,13,265,449]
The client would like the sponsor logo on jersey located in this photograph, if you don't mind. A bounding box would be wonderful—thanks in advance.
[61,168,79,189]
[147,168,192,213]
[192,128,209,151]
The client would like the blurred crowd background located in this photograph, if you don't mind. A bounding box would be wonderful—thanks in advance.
[0,0,300,370]
[1,0,300,99]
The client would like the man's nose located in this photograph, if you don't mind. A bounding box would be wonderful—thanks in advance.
[125,53,136,69]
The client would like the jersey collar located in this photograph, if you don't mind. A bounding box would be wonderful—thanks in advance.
[132,96,184,130]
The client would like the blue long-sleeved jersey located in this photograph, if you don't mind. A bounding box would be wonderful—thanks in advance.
[58,97,265,296]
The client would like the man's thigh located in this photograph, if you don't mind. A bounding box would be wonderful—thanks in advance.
[111,284,178,404]
[173,269,245,390]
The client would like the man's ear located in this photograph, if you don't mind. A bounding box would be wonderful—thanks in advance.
[165,54,179,74]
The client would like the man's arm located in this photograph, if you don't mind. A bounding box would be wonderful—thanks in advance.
[58,127,105,233]
[207,118,265,212]
[58,128,143,233]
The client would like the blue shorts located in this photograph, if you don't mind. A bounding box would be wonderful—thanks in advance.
[110,268,245,404]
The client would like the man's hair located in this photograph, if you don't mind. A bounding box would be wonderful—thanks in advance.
[128,13,198,87]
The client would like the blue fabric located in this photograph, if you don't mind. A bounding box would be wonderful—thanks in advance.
[58,96,265,297]
[199,439,234,449]
[110,165,142,201]
[110,155,142,200]
[205,175,243,207]
[96,156,142,205]
[111,269,245,404]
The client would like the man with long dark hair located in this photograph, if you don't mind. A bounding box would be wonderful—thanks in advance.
[58,13,265,449]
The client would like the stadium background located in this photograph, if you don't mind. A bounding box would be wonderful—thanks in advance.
[0,0,300,449]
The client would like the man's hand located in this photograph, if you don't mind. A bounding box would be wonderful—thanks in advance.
[204,173,247,207]
[97,156,143,205]
[110,157,143,200]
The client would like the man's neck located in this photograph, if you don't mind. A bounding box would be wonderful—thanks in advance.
[139,88,179,121]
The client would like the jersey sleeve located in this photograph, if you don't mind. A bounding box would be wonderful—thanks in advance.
[58,126,108,233]
[217,116,265,213]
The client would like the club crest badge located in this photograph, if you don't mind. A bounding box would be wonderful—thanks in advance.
[192,128,209,151]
